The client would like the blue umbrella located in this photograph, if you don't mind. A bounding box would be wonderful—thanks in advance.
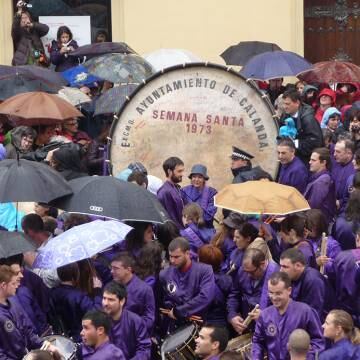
[240,50,313,81]
[61,65,102,87]
[33,220,132,269]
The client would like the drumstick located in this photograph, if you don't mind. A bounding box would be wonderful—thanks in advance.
[226,263,236,275]
[159,308,171,314]
[40,340,51,351]
[320,232,328,275]
[242,304,260,328]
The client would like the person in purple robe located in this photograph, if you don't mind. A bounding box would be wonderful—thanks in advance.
[304,147,336,222]
[194,324,229,360]
[320,309,360,359]
[212,213,246,273]
[280,248,329,320]
[50,262,103,341]
[228,248,279,334]
[110,253,155,334]
[277,137,308,193]
[304,209,342,277]
[81,310,125,360]
[181,164,218,227]
[0,254,49,336]
[279,214,317,268]
[332,138,356,214]
[0,265,59,359]
[102,281,151,359]
[333,248,360,327]
[157,157,185,229]
[159,237,215,330]
[180,203,215,254]
[198,245,232,326]
[252,271,325,360]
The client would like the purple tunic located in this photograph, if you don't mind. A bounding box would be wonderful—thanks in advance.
[278,156,308,193]
[292,239,317,269]
[15,285,48,336]
[181,185,218,226]
[319,338,360,360]
[334,249,360,325]
[206,273,232,326]
[0,297,43,359]
[157,180,184,229]
[109,309,151,360]
[252,300,325,360]
[220,236,237,273]
[309,235,341,276]
[180,223,215,253]
[124,275,155,334]
[304,170,336,222]
[50,284,102,341]
[331,159,355,211]
[159,261,215,319]
[291,267,326,319]
[331,216,356,250]
[82,341,125,360]
[227,261,279,320]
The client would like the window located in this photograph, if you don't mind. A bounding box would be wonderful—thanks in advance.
[13,0,112,42]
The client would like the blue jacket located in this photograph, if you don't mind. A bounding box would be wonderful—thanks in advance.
[319,338,360,359]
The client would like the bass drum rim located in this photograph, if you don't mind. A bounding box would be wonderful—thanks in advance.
[108,61,278,178]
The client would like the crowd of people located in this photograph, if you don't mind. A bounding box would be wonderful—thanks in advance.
[0,1,359,360]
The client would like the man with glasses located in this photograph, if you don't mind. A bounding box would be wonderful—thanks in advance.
[60,117,91,146]
[227,248,279,335]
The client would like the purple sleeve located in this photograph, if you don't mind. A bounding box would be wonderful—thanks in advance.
[129,320,151,360]
[226,273,241,320]
[79,291,103,314]
[175,268,215,318]
[157,189,183,229]
[306,309,326,358]
[50,43,64,66]
[251,314,266,360]
[142,288,155,334]
[301,274,326,318]
[306,177,331,210]
[204,187,218,223]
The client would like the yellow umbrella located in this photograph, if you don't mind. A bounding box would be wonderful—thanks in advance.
[214,181,310,216]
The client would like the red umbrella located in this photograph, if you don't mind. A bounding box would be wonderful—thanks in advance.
[298,61,360,84]
[0,91,83,126]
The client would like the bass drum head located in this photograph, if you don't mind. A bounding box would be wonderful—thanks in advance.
[110,63,279,190]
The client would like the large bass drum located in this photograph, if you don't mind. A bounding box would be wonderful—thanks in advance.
[109,63,279,190]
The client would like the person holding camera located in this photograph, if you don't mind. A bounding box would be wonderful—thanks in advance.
[349,109,360,152]
[11,1,49,67]
[50,25,79,72]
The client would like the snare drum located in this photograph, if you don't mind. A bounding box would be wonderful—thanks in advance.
[38,335,77,360]
[23,350,54,359]
[161,324,198,360]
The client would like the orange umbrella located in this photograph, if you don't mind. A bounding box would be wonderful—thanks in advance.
[0,91,83,126]
[214,181,310,216]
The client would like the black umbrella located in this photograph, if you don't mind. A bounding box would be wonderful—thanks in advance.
[0,231,36,258]
[220,41,282,66]
[50,176,169,224]
[0,159,72,203]
[0,65,67,86]
[0,77,61,101]
[70,42,137,59]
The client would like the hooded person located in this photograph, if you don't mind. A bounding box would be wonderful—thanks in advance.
[50,143,88,180]
[315,88,336,124]
[5,126,37,159]
[302,84,318,107]
[321,107,342,131]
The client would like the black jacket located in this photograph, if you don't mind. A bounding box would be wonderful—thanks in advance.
[12,14,49,66]
[232,165,265,184]
[281,103,323,163]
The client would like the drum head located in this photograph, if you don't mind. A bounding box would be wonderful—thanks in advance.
[110,63,279,190]
[161,324,196,353]
[42,335,76,359]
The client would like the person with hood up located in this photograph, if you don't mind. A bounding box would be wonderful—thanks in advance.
[321,107,342,132]
[46,143,88,181]
[5,126,36,159]
[315,88,336,124]
[302,84,318,107]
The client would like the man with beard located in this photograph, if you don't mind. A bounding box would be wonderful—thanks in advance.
[159,237,215,331]
[230,146,265,184]
[102,281,151,359]
[157,157,185,229]
[252,271,324,360]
